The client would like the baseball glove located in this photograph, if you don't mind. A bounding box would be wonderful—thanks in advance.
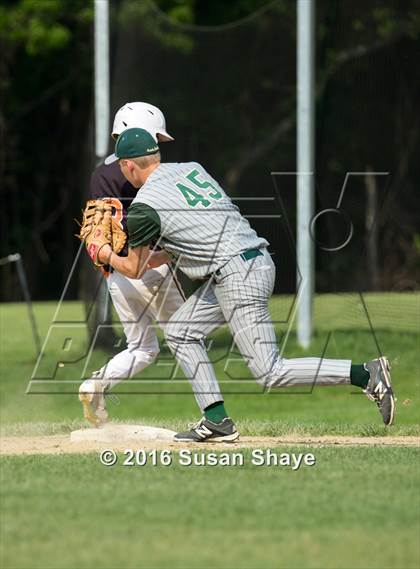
[77,199,126,267]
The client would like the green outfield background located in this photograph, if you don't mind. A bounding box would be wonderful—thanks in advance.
[1,293,419,569]
[1,293,418,432]
[0,293,420,569]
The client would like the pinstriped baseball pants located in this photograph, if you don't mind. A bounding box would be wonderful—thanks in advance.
[165,248,351,411]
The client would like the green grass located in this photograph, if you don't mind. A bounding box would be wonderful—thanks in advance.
[0,293,419,432]
[1,295,419,569]
[1,447,419,569]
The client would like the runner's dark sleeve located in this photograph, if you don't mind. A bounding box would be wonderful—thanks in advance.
[127,203,161,248]
[89,162,139,258]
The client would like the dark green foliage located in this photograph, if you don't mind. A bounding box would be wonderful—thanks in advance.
[1,1,419,300]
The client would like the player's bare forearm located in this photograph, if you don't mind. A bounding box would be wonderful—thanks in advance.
[147,250,171,269]
[99,244,151,279]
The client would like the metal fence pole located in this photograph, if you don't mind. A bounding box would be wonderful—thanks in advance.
[0,253,41,355]
[297,0,315,348]
[94,0,110,159]
[93,0,114,346]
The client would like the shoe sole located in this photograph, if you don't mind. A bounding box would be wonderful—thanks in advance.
[174,431,240,443]
[78,392,102,427]
[379,356,396,426]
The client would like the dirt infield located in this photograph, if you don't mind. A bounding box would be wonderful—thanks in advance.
[1,434,418,456]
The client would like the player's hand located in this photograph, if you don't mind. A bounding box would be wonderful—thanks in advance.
[97,243,113,266]
[147,250,171,269]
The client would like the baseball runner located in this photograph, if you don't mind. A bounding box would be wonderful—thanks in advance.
[90,127,396,442]
[78,103,186,426]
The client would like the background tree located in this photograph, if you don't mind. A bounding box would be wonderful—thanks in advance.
[1,0,419,303]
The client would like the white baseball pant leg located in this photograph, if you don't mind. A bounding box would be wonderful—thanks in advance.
[165,248,351,408]
[92,265,184,390]
[163,278,225,410]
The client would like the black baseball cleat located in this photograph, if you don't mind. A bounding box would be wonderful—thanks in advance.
[174,417,239,442]
[363,356,396,426]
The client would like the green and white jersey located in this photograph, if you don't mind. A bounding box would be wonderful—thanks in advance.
[127,162,268,279]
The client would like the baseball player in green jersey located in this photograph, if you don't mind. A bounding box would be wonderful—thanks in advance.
[95,127,396,442]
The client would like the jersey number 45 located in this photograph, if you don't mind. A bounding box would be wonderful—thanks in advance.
[176,169,223,208]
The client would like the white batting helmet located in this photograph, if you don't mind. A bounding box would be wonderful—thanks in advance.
[111,102,174,142]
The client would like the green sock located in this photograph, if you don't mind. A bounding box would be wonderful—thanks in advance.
[350,364,370,389]
[204,402,228,423]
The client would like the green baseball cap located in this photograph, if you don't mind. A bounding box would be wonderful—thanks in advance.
[105,127,159,165]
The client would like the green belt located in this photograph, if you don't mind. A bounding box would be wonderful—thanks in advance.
[240,248,263,261]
